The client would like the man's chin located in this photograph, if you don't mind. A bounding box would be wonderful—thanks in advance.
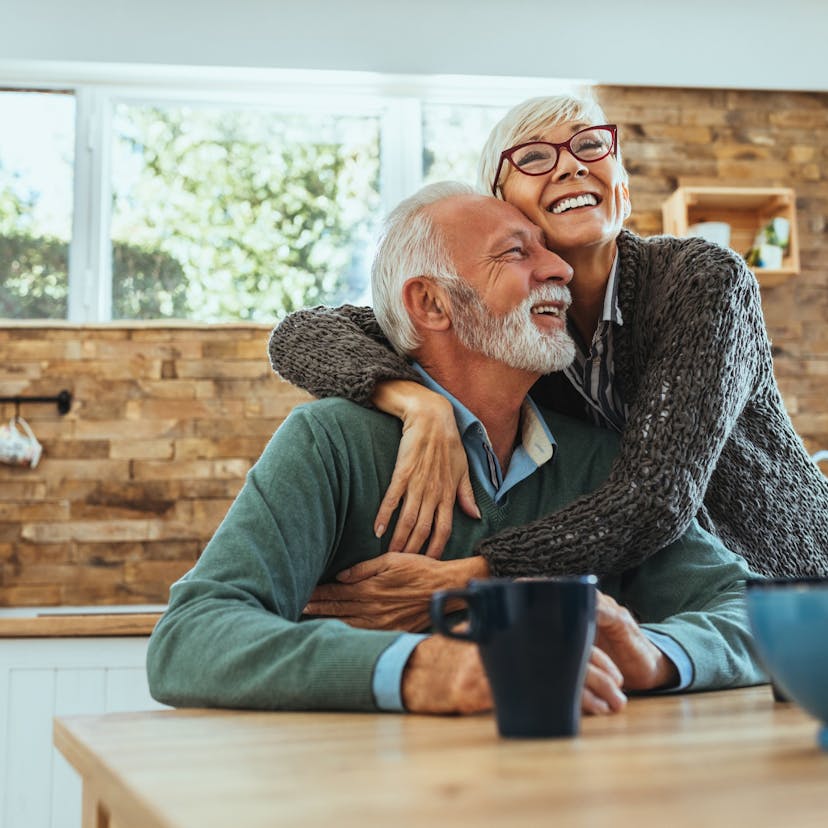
[538,332,576,373]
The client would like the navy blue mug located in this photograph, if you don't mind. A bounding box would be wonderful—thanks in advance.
[430,576,597,738]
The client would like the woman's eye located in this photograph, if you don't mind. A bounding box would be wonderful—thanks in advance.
[573,137,610,157]
[515,151,548,167]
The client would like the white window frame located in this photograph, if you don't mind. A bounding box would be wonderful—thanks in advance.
[0,61,585,322]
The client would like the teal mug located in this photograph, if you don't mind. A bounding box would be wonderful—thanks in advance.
[746,577,828,750]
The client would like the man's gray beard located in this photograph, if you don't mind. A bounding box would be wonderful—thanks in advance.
[447,281,576,374]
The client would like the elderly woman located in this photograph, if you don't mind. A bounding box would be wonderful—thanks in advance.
[268,93,828,591]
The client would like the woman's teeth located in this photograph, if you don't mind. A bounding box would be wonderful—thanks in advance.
[549,194,598,214]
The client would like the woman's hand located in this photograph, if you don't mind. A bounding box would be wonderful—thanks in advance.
[372,380,480,558]
[305,553,489,632]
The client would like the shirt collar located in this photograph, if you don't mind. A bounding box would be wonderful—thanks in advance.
[411,362,557,474]
[602,251,623,326]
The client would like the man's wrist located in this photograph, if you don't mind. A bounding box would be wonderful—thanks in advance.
[642,629,692,691]
[373,633,428,711]
[401,637,436,712]
[651,650,680,690]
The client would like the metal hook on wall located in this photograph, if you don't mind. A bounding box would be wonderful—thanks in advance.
[0,390,73,416]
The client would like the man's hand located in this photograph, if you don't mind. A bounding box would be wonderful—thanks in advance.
[404,637,627,717]
[594,593,679,691]
[401,635,492,714]
[582,646,627,715]
[305,553,489,632]
[371,380,480,558]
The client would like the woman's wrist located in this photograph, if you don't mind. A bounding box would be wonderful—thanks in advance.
[371,379,452,424]
[445,556,490,586]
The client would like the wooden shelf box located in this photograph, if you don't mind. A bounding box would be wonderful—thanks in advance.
[661,186,799,288]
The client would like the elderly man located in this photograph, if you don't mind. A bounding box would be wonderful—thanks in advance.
[147,182,763,716]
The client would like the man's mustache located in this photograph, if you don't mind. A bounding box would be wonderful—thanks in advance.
[525,284,572,312]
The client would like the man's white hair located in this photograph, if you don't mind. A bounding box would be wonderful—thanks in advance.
[371,180,475,355]
[477,93,627,197]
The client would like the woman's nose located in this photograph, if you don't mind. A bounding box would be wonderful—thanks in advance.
[551,150,589,181]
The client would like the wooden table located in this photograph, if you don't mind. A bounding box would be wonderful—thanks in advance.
[54,686,827,828]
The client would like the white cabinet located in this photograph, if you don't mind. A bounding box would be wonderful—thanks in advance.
[0,636,167,828]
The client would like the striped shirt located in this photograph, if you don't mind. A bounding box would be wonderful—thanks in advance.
[563,253,629,433]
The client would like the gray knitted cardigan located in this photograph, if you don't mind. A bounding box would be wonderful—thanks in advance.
[268,230,828,579]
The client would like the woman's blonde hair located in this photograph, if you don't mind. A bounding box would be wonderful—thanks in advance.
[478,93,626,197]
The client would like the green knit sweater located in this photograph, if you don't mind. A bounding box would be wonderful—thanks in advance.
[147,398,764,712]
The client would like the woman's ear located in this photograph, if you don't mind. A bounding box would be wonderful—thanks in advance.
[620,181,632,220]
[402,277,452,332]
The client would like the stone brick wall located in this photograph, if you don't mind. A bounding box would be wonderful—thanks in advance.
[1,84,826,607]
[0,323,310,606]
[596,86,828,451]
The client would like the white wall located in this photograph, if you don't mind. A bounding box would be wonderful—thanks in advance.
[1,0,827,91]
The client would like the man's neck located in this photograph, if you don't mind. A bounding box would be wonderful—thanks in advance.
[417,349,537,471]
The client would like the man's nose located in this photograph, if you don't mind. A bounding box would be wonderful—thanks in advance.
[536,250,573,285]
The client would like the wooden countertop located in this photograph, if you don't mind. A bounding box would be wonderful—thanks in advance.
[0,608,164,637]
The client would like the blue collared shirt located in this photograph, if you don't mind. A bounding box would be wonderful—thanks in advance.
[413,363,557,504]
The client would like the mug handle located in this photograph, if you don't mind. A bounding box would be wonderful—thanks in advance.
[430,589,478,641]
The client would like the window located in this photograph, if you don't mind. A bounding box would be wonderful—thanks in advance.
[0,89,74,318]
[422,103,509,187]
[111,103,381,321]
[0,69,580,323]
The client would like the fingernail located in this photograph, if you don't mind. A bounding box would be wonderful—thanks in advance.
[336,569,350,581]
[375,524,385,537]
[473,505,481,519]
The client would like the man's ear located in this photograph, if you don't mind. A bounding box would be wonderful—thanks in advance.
[402,277,452,332]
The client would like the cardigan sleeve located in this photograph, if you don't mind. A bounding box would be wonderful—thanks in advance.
[478,240,767,578]
[268,304,420,405]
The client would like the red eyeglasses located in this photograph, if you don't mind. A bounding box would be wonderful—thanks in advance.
[491,124,618,196]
